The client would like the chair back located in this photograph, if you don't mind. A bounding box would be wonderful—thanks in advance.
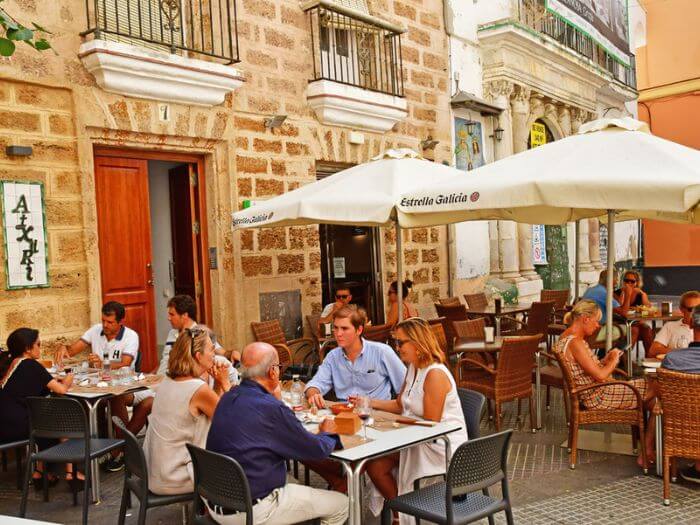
[550,338,579,399]
[250,320,286,345]
[111,416,148,487]
[427,319,448,358]
[306,314,321,339]
[187,444,254,525]
[656,368,700,457]
[363,324,393,345]
[525,301,555,336]
[457,388,485,439]
[438,297,461,307]
[452,318,486,340]
[540,289,569,311]
[463,293,488,310]
[495,335,541,397]
[27,396,88,441]
[445,430,512,520]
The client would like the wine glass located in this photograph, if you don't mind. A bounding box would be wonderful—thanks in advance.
[356,395,372,440]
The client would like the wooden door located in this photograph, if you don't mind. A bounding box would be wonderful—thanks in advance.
[94,157,157,372]
[168,164,207,323]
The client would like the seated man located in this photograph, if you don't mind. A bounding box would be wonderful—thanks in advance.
[318,285,353,331]
[650,290,700,358]
[54,301,149,472]
[206,342,348,525]
[304,305,405,490]
[582,269,631,342]
[661,305,700,483]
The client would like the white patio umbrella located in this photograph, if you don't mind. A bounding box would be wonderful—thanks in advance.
[232,149,466,322]
[397,117,700,349]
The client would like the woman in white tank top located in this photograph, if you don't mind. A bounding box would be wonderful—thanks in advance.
[363,317,468,524]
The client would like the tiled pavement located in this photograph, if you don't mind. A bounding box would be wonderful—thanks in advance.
[1,390,698,524]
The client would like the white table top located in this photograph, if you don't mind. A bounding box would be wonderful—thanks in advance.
[328,420,463,463]
[0,516,61,525]
[65,384,148,400]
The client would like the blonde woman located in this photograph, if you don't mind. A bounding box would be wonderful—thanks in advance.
[144,327,230,495]
[614,270,654,355]
[357,317,467,524]
[554,300,657,467]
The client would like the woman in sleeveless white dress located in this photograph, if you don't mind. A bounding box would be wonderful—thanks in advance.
[362,318,468,524]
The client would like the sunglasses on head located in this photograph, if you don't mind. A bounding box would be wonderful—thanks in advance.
[623,278,637,284]
[336,294,349,299]
[185,328,206,356]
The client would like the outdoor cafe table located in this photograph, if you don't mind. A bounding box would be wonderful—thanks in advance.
[465,303,532,337]
[303,409,462,525]
[621,312,682,376]
[63,374,163,503]
[454,336,543,430]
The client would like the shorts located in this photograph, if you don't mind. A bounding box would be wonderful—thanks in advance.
[132,388,156,405]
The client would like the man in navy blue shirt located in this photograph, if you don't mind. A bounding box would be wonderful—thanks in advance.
[206,342,348,525]
[661,305,700,484]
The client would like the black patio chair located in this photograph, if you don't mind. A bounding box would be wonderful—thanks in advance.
[0,438,29,489]
[112,417,193,525]
[19,397,123,525]
[458,388,486,440]
[186,443,254,525]
[383,430,514,525]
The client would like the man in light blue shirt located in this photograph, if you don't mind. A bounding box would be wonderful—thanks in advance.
[582,269,633,342]
[306,306,406,408]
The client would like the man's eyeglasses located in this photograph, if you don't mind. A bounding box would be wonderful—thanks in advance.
[336,294,349,299]
[270,364,281,372]
[623,278,637,284]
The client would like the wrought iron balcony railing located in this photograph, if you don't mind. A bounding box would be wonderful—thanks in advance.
[82,0,239,64]
[516,0,636,89]
[305,2,405,97]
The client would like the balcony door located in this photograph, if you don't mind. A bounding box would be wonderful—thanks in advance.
[94,149,211,372]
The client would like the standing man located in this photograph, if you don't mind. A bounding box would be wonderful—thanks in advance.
[318,285,353,330]
[650,290,700,357]
[206,342,348,525]
[54,301,149,472]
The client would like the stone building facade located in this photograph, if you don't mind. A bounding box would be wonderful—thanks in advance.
[0,0,452,363]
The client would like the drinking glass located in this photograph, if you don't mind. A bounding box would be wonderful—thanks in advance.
[357,396,372,440]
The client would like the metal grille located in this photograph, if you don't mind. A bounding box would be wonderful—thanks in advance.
[83,0,240,64]
[306,4,404,97]
[518,0,636,89]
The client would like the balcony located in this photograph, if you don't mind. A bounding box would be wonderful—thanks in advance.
[517,0,636,89]
[303,0,408,133]
[79,0,243,106]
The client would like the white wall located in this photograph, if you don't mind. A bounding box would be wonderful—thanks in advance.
[148,161,182,347]
[474,0,515,26]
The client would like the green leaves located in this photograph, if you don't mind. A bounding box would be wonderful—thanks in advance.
[0,6,51,57]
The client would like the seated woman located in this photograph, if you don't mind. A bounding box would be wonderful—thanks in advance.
[553,299,657,467]
[0,328,74,488]
[359,317,468,524]
[385,280,419,327]
[614,270,654,356]
[144,326,230,495]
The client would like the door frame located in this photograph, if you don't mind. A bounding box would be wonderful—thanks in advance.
[93,146,213,328]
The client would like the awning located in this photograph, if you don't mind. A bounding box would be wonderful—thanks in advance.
[451,90,505,115]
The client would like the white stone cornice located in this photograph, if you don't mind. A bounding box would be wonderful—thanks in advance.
[79,39,244,107]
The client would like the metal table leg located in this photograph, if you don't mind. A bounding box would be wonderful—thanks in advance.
[535,350,542,430]
[87,400,102,504]
[655,412,663,477]
[495,317,501,338]
[625,320,634,376]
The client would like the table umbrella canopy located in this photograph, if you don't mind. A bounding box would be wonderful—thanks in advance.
[396,118,700,227]
[232,149,465,229]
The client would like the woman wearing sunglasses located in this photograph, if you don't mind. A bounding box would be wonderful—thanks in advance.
[614,270,654,355]
[362,317,468,524]
[144,326,231,495]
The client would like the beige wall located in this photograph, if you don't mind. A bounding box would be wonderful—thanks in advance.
[0,0,452,352]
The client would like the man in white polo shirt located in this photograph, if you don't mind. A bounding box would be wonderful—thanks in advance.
[649,290,700,358]
[55,301,149,472]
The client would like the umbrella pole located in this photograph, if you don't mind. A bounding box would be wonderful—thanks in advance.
[605,210,615,351]
[574,220,580,302]
[396,222,404,323]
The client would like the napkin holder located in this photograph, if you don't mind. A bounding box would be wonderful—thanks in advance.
[334,412,362,435]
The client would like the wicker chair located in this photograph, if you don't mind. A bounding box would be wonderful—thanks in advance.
[502,301,555,343]
[458,334,542,432]
[551,347,648,470]
[434,303,469,347]
[250,320,316,374]
[463,292,488,310]
[540,289,570,314]
[656,368,700,505]
[363,324,394,346]
[452,318,487,340]
[427,318,448,356]
[438,297,461,307]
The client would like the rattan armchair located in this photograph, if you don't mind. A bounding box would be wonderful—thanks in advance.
[250,320,316,375]
[501,301,555,343]
[438,297,461,307]
[363,324,394,346]
[458,334,542,432]
[463,292,488,310]
[551,348,648,471]
[656,368,700,505]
